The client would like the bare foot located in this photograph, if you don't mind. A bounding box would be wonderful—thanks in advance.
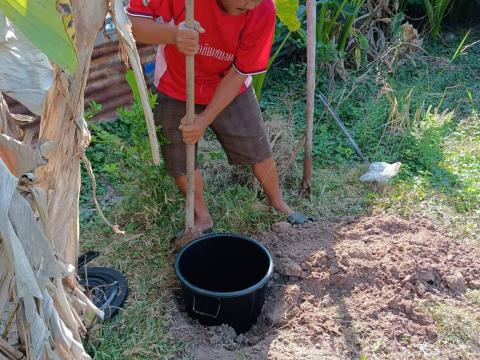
[195,214,214,233]
[271,200,293,216]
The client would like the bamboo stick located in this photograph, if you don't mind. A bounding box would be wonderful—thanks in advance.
[185,0,195,233]
[301,0,317,195]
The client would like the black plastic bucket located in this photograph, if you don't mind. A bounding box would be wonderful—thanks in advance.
[174,233,273,333]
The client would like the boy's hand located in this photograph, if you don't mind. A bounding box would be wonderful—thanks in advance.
[179,113,209,144]
[175,21,205,55]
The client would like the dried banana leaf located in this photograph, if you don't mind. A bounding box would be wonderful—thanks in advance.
[0,134,45,177]
[111,0,160,165]
[8,192,66,282]
[0,159,42,300]
[0,337,23,359]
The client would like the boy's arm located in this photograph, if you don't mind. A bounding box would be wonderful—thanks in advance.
[128,16,201,55]
[179,67,247,145]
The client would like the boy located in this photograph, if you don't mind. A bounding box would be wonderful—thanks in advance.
[126,0,311,234]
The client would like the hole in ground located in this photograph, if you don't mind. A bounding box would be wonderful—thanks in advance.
[171,272,291,349]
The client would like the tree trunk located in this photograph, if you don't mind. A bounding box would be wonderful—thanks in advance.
[37,0,108,271]
[301,0,317,195]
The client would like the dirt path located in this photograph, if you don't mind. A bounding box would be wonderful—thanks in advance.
[171,215,480,359]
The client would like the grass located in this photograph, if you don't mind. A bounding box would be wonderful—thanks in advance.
[423,0,455,37]
[261,31,480,242]
[374,109,480,244]
[467,290,480,306]
[420,300,480,358]
[80,226,182,359]
[80,30,480,358]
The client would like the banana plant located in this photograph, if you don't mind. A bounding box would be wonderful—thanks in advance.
[0,12,52,115]
[0,0,77,74]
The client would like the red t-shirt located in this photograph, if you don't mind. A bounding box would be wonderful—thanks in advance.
[126,0,276,104]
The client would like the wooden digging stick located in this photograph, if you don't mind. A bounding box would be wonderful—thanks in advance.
[301,0,316,195]
[185,0,195,234]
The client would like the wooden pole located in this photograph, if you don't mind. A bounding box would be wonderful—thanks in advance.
[185,0,195,232]
[301,0,316,195]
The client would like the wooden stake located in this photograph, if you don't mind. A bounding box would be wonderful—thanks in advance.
[301,0,317,195]
[185,0,195,232]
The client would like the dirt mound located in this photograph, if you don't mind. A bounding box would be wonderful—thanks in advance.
[171,215,480,359]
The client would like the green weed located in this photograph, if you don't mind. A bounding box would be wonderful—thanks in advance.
[85,100,103,121]
[422,301,480,357]
[423,0,455,37]
[81,215,183,358]
[467,290,480,306]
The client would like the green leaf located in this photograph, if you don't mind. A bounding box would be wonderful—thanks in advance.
[125,69,141,103]
[422,0,435,32]
[391,11,405,37]
[450,29,470,63]
[342,3,358,16]
[297,27,307,43]
[0,0,77,74]
[276,0,301,32]
[358,34,369,50]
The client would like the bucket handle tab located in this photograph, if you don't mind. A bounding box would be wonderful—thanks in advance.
[193,296,221,319]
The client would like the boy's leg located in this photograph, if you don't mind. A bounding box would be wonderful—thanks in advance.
[154,92,213,232]
[174,170,213,232]
[252,157,292,215]
[210,87,293,216]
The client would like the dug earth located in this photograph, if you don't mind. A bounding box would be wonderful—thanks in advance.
[171,215,480,359]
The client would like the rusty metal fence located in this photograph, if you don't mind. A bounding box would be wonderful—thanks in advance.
[6,31,157,126]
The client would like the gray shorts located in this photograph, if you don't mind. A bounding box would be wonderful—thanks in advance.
[154,86,272,177]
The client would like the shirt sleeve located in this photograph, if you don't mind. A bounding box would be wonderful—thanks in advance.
[126,0,172,21]
[233,0,276,76]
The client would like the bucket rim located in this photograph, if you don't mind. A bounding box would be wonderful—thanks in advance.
[174,232,274,299]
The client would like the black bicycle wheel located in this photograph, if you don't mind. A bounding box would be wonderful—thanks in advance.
[77,251,100,268]
[78,267,128,320]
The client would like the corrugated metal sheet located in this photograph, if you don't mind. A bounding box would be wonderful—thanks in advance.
[5,31,157,127]
[85,32,157,122]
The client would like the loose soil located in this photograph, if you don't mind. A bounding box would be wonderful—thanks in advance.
[171,215,480,359]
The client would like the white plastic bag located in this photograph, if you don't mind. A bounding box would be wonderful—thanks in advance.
[360,162,402,184]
